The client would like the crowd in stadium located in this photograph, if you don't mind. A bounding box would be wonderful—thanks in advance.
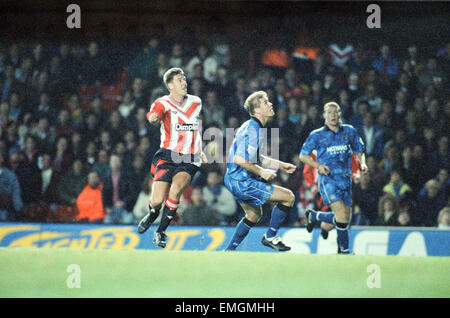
[0,30,448,229]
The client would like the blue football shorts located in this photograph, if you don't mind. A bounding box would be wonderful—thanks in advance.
[318,173,353,206]
[224,174,274,207]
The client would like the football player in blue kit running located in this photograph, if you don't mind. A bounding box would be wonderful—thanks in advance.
[224,91,297,251]
[299,101,368,254]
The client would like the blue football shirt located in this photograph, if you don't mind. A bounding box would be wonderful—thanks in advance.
[226,117,265,181]
[300,124,364,175]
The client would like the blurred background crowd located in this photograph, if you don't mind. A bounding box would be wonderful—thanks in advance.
[0,1,448,229]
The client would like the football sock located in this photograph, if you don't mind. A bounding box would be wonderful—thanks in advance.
[266,203,290,238]
[225,217,256,250]
[313,211,335,224]
[156,198,179,233]
[147,204,161,224]
[335,221,350,254]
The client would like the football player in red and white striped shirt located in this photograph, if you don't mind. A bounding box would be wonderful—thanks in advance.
[138,68,207,247]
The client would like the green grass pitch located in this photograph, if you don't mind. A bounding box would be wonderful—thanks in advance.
[0,247,448,298]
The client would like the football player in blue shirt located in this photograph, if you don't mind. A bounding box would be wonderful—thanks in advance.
[299,101,368,254]
[224,91,297,251]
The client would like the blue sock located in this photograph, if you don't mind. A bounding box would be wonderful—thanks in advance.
[313,211,334,224]
[266,204,289,238]
[226,218,255,250]
[335,221,349,254]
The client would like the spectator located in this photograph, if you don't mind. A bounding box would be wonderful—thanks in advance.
[14,55,34,88]
[371,44,399,86]
[78,40,110,85]
[286,97,301,125]
[8,146,42,205]
[202,90,225,129]
[348,100,369,133]
[437,207,450,229]
[105,110,127,146]
[91,149,111,182]
[56,159,87,206]
[358,112,384,160]
[54,109,74,137]
[375,193,400,226]
[128,36,160,83]
[418,58,443,91]
[168,43,184,68]
[327,40,354,70]
[202,170,236,225]
[382,168,413,204]
[181,187,223,226]
[118,90,136,119]
[40,153,61,206]
[346,72,361,107]
[214,64,234,107]
[353,173,381,225]
[131,77,148,108]
[435,168,449,197]
[30,116,55,154]
[82,141,97,170]
[52,135,73,175]
[132,107,152,138]
[71,130,84,160]
[133,175,158,224]
[378,144,398,176]
[397,208,413,226]
[76,170,105,224]
[81,112,100,145]
[414,179,447,226]
[399,145,420,193]
[23,134,40,168]
[66,93,84,128]
[34,92,58,125]
[274,107,297,161]
[89,96,107,125]
[102,154,136,224]
[7,92,23,122]
[0,152,23,221]
[429,136,448,175]
[0,64,24,103]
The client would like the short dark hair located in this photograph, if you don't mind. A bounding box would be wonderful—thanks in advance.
[163,67,184,89]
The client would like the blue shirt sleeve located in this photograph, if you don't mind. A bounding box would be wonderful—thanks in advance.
[350,126,365,154]
[300,132,316,156]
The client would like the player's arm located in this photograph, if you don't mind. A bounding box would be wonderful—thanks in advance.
[233,155,276,181]
[146,101,165,124]
[355,152,368,174]
[260,154,296,174]
[299,154,330,176]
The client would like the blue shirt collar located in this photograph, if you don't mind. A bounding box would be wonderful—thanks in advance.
[324,125,344,134]
[251,116,264,128]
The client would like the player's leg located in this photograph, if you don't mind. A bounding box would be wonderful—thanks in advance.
[330,200,350,254]
[265,185,294,240]
[137,180,170,233]
[305,179,337,231]
[320,222,334,239]
[154,171,192,247]
[225,203,262,250]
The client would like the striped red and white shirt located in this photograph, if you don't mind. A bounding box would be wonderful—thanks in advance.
[147,94,203,164]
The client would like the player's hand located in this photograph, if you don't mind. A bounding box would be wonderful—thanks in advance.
[148,112,160,123]
[318,164,330,176]
[280,163,296,174]
[200,151,208,164]
[260,168,277,182]
[360,163,369,174]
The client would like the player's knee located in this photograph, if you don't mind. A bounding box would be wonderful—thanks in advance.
[246,212,261,223]
[285,190,295,207]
